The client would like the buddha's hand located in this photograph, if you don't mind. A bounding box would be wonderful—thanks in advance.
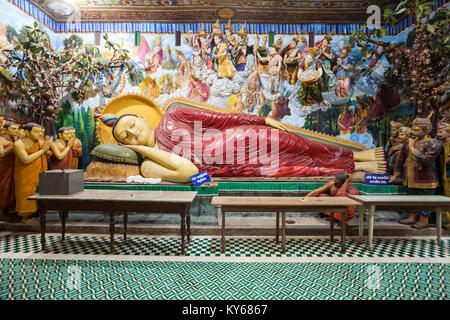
[265,117,288,132]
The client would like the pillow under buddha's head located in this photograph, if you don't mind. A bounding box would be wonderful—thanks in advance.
[90,144,140,165]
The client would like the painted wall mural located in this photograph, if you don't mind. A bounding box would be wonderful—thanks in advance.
[0,0,434,161]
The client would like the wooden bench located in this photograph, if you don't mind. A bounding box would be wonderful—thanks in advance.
[211,196,362,253]
[349,195,450,250]
[29,190,197,255]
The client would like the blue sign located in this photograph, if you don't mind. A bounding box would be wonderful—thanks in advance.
[365,173,390,185]
[190,171,211,187]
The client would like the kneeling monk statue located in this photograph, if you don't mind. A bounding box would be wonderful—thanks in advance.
[101,107,384,183]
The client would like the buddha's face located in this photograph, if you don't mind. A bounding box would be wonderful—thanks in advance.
[114,115,152,146]
[270,47,276,56]
[59,130,72,142]
[6,124,19,137]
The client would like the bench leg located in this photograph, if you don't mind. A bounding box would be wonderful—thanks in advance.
[368,205,375,251]
[330,212,335,242]
[181,211,186,255]
[123,212,128,242]
[358,206,364,241]
[40,208,46,251]
[221,208,226,253]
[437,209,442,246]
[341,212,346,253]
[109,211,115,254]
[186,206,191,243]
[282,212,286,253]
[276,212,280,243]
[60,210,67,241]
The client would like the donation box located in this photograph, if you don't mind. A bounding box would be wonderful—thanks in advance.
[39,169,84,195]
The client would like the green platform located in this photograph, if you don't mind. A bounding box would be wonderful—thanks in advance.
[84,181,407,196]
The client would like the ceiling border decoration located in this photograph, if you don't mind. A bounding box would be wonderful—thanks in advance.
[6,0,448,35]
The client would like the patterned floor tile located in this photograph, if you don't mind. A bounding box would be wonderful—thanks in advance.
[0,234,448,259]
[0,259,448,300]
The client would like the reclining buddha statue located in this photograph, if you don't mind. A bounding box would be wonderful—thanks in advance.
[99,106,385,183]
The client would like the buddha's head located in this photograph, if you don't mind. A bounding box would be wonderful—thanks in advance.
[23,123,43,142]
[101,113,155,146]
[3,122,19,138]
[57,127,72,142]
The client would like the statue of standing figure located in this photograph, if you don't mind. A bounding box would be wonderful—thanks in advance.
[49,127,75,170]
[13,123,51,225]
[0,121,19,222]
[390,118,443,229]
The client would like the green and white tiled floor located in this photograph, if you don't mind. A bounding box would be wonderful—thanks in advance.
[0,233,449,300]
[0,233,449,258]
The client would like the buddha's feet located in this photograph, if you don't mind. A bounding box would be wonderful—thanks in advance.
[353,147,386,174]
[354,161,386,174]
[353,147,385,162]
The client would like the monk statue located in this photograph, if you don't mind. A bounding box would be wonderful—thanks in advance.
[68,127,82,169]
[13,123,51,225]
[49,127,75,170]
[0,122,20,222]
[100,107,385,183]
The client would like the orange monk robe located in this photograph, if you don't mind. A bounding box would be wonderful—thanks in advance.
[14,142,48,216]
[0,141,15,211]
[319,183,359,222]
[72,139,82,169]
[49,144,73,170]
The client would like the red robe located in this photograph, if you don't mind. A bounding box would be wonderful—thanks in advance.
[0,141,15,210]
[49,145,73,170]
[319,183,359,221]
[155,107,354,177]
